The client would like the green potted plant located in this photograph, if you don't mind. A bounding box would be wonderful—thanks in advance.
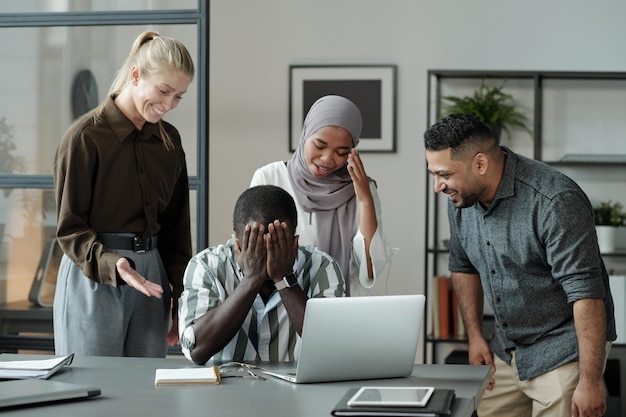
[441,80,533,142]
[594,200,626,227]
[593,200,626,253]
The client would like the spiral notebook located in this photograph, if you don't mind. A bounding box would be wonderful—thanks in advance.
[0,354,74,380]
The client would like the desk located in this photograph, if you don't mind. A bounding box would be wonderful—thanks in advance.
[0,355,490,417]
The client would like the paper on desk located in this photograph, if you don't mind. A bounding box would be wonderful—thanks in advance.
[155,366,221,385]
[0,354,74,380]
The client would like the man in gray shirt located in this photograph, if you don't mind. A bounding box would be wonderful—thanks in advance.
[424,113,615,417]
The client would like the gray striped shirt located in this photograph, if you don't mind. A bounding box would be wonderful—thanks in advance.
[179,241,345,363]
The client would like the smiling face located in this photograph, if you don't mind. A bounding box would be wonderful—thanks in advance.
[426,148,486,209]
[128,66,191,128]
[303,125,353,178]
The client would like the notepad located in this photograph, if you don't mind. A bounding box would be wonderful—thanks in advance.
[0,354,74,380]
[154,366,221,385]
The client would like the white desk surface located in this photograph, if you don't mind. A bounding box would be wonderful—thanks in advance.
[0,354,490,417]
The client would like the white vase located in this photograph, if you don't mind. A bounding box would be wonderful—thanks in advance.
[596,225,617,253]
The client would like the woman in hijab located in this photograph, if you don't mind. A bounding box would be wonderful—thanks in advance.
[250,95,391,296]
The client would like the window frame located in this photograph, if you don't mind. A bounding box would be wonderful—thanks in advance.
[0,2,209,250]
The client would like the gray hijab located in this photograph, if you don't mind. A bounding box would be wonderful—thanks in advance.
[287,95,363,293]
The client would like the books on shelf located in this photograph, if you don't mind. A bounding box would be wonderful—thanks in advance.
[430,276,465,340]
[438,277,451,339]
[154,366,221,385]
[0,354,74,380]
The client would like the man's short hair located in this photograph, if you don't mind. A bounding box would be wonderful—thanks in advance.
[423,113,496,160]
[233,185,298,235]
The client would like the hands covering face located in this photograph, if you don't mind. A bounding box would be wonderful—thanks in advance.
[234,220,299,287]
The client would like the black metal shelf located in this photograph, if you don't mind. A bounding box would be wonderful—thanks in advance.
[426,248,450,254]
[428,69,626,81]
[426,336,469,343]
[546,161,626,168]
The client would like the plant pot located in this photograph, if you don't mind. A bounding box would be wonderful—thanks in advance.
[596,225,617,253]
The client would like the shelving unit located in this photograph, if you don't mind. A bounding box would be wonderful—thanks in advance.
[424,69,626,364]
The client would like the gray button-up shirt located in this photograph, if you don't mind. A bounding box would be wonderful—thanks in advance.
[448,147,616,381]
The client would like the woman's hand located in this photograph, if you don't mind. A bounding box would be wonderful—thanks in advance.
[347,148,374,204]
[347,148,377,279]
[115,257,164,298]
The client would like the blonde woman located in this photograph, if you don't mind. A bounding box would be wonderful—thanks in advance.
[54,31,194,357]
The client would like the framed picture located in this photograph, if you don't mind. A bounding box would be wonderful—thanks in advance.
[289,65,397,153]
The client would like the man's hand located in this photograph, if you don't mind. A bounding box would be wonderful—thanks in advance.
[190,223,271,365]
[115,257,163,298]
[167,317,180,346]
[265,220,298,282]
[468,336,496,391]
[265,219,307,335]
[571,298,607,417]
[235,222,269,287]
[571,378,606,417]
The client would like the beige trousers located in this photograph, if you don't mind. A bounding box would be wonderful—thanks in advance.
[477,342,612,417]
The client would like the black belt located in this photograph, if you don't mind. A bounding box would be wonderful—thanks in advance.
[98,234,158,253]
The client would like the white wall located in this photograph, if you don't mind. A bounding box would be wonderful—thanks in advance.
[208,0,626,362]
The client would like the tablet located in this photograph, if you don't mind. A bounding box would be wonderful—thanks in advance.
[346,386,434,407]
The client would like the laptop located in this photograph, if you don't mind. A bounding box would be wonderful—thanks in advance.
[0,379,101,409]
[263,294,425,383]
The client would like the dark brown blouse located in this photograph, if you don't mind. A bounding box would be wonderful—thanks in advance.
[54,96,192,302]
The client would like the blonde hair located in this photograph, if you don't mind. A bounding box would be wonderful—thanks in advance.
[94,31,195,150]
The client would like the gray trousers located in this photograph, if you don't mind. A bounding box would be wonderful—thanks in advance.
[53,246,171,358]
